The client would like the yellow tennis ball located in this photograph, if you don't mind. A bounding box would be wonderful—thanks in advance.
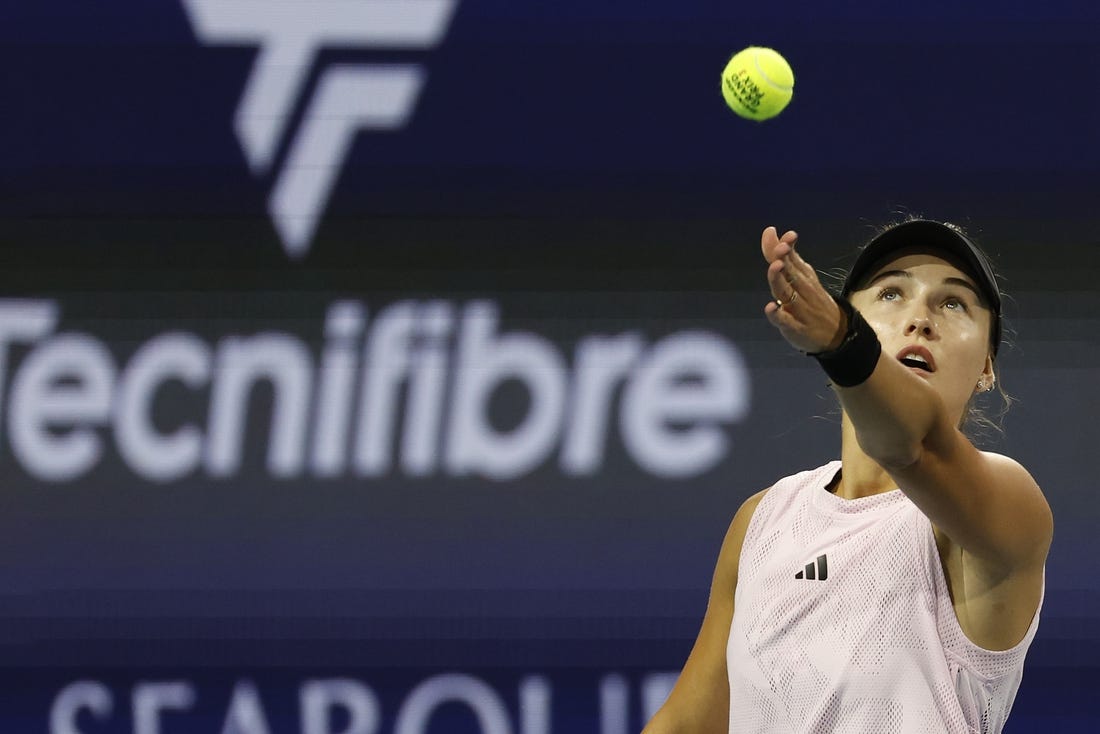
[721,46,794,121]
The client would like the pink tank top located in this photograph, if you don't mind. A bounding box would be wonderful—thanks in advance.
[727,461,1042,734]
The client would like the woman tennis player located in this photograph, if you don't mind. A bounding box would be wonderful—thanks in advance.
[643,219,1052,733]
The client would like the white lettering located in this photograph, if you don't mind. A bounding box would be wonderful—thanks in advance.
[49,681,112,734]
[621,332,749,477]
[221,681,272,734]
[115,332,211,482]
[50,671,684,732]
[311,302,366,477]
[401,301,452,475]
[640,672,679,721]
[0,299,58,445]
[393,673,512,734]
[0,299,751,483]
[446,302,566,480]
[561,334,643,475]
[9,334,115,481]
[301,678,380,734]
[133,682,195,734]
[599,674,628,734]
[518,676,550,734]
[354,301,416,476]
[206,333,312,477]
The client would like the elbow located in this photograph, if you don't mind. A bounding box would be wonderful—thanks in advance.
[873,449,923,472]
[852,404,950,471]
[843,378,949,470]
[854,432,923,471]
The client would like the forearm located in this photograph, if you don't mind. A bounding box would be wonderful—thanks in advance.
[834,352,946,467]
[756,228,956,467]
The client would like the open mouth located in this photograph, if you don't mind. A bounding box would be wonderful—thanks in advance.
[896,346,936,373]
[900,357,933,372]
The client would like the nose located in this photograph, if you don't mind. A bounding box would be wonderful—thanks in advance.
[905,306,938,339]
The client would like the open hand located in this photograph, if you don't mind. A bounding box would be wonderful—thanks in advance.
[761,226,847,354]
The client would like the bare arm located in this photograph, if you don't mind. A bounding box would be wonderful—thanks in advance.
[642,489,766,734]
[759,226,1052,570]
[836,354,1051,568]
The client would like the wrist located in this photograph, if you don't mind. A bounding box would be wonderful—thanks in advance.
[808,296,881,387]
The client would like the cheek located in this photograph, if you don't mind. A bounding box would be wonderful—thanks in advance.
[856,304,898,339]
[945,324,991,375]
[848,292,877,313]
[849,294,883,321]
[954,316,991,351]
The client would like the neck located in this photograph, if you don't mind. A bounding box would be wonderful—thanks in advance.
[835,413,898,499]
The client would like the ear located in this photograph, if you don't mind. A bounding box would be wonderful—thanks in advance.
[976,354,996,393]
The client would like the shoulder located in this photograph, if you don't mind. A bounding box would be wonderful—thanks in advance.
[954,450,1054,568]
[716,463,839,580]
[981,450,1053,534]
[980,451,1051,518]
[740,486,770,517]
[981,450,1039,479]
[723,487,771,556]
[713,488,770,589]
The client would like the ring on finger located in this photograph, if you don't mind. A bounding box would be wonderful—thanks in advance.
[776,290,798,308]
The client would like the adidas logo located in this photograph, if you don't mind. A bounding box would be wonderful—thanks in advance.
[795,554,828,581]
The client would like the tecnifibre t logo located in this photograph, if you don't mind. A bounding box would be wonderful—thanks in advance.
[180,0,459,258]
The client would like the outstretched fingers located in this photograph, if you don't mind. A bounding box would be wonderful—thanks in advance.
[767,256,804,305]
[760,227,845,354]
[761,226,799,263]
[784,242,817,282]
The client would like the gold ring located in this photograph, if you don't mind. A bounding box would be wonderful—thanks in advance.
[776,291,798,307]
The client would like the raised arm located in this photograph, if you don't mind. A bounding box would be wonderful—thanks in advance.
[833,351,1050,569]
[758,225,1052,573]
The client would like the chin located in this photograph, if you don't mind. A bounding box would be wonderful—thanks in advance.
[904,366,934,381]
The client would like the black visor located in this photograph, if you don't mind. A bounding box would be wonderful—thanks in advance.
[841,220,1002,356]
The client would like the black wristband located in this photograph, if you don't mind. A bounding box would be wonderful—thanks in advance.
[808,296,881,387]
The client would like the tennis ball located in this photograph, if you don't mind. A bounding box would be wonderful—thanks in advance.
[721,46,794,121]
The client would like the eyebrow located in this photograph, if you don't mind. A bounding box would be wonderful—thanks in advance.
[866,270,985,304]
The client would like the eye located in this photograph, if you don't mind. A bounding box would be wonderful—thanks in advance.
[943,296,969,312]
[876,287,901,302]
